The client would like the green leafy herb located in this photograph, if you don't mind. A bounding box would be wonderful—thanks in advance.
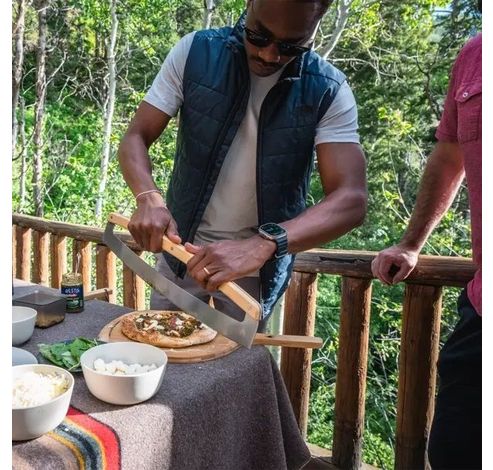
[38,337,100,370]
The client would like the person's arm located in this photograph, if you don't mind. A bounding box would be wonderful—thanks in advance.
[371,141,465,284]
[118,33,194,251]
[118,102,182,252]
[280,142,367,251]
[185,142,367,290]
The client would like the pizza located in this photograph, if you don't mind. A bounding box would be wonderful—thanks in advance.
[120,310,217,348]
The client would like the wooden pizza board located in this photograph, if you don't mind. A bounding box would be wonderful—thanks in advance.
[98,311,240,363]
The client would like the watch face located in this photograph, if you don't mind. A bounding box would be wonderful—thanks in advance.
[260,223,285,236]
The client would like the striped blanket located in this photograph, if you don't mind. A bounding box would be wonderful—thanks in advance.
[13,406,121,470]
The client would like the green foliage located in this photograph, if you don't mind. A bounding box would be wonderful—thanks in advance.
[12,1,480,467]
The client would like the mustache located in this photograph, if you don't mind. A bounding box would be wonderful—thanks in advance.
[250,55,281,68]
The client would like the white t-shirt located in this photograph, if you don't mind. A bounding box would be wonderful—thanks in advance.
[144,32,360,246]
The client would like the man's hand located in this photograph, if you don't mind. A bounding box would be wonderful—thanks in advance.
[184,236,276,291]
[127,192,181,252]
[371,244,419,285]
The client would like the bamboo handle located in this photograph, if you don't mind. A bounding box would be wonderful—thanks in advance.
[253,333,323,349]
[108,213,262,321]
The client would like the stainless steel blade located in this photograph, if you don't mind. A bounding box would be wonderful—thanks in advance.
[103,222,258,348]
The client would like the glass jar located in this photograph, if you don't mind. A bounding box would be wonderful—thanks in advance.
[61,273,84,313]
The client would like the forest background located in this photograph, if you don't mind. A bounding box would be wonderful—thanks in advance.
[11,0,481,467]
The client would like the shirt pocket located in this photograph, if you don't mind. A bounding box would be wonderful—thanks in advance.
[455,80,482,143]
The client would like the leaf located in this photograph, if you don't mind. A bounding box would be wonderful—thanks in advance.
[38,337,99,370]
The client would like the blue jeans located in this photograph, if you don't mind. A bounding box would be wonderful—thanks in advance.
[428,290,482,469]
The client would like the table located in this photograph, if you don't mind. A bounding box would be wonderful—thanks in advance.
[12,281,311,470]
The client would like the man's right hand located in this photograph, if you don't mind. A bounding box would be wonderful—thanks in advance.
[371,244,419,285]
[127,192,181,253]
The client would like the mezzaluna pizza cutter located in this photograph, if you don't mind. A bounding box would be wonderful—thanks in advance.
[103,213,322,349]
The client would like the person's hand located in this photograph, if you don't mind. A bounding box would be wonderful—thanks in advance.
[184,236,277,291]
[127,192,181,252]
[371,244,419,285]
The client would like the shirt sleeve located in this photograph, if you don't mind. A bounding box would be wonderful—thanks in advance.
[435,54,461,142]
[315,81,360,145]
[143,32,196,117]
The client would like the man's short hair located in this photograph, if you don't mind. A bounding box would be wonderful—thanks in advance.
[294,0,334,17]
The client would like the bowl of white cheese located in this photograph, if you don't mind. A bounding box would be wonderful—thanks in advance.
[80,342,167,405]
[12,364,74,440]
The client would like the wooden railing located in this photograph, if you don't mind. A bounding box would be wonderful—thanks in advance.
[12,213,476,470]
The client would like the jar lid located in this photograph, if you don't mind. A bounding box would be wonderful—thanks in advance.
[62,273,83,285]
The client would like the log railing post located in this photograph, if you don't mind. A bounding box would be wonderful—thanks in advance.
[96,244,117,303]
[15,226,32,281]
[281,271,318,438]
[332,276,372,470]
[51,235,67,289]
[395,284,442,470]
[33,230,50,286]
[12,225,17,277]
[72,240,92,294]
[123,250,145,310]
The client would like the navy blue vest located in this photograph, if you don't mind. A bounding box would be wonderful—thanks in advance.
[164,14,346,319]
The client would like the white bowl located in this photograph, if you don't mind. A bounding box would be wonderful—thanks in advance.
[12,306,37,346]
[80,342,167,405]
[12,364,74,441]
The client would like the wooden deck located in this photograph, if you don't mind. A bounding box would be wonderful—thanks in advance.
[303,444,380,470]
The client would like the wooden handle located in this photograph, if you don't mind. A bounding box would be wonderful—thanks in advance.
[108,213,262,321]
[84,288,113,301]
[253,333,323,349]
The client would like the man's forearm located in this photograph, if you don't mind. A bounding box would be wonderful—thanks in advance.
[281,186,367,253]
[400,142,465,251]
[118,133,160,197]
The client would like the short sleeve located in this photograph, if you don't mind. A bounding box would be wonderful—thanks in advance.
[435,55,460,142]
[315,81,360,146]
[143,32,196,117]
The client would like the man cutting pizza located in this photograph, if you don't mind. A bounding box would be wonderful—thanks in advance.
[118,0,367,330]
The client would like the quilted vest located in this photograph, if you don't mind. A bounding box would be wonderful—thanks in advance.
[164,13,346,319]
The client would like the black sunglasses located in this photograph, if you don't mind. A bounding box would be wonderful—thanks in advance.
[244,27,312,57]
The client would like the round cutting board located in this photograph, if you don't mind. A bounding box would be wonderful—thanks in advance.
[98,311,240,363]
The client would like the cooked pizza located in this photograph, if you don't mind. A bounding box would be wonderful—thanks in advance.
[120,310,217,348]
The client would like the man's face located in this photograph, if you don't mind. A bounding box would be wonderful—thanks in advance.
[244,0,321,77]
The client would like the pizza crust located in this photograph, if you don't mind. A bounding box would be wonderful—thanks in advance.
[120,310,217,348]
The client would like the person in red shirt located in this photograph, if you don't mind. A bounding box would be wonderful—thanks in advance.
[371,33,481,469]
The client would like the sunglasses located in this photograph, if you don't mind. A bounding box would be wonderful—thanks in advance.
[244,27,312,57]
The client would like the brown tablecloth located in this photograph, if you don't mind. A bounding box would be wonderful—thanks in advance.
[12,281,310,470]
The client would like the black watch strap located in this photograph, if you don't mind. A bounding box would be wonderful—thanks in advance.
[274,234,288,259]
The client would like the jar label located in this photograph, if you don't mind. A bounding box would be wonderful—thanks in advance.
[61,285,84,312]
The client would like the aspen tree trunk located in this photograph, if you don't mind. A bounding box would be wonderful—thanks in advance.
[95,0,118,219]
[33,0,49,217]
[203,0,215,29]
[12,0,26,153]
[18,96,28,212]
[321,0,351,60]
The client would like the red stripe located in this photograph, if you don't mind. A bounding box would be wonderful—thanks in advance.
[66,406,121,469]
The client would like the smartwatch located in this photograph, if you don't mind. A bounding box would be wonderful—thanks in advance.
[258,223,288,259]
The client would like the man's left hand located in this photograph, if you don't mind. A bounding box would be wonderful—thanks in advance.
[185,236,277,290]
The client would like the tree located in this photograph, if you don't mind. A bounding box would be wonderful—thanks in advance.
[12,0,27,153]
[95,0,119,219]
[32,0,49,217]
[203,0,215,29]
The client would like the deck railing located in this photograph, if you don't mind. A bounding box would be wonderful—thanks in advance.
[12,213,476,469]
